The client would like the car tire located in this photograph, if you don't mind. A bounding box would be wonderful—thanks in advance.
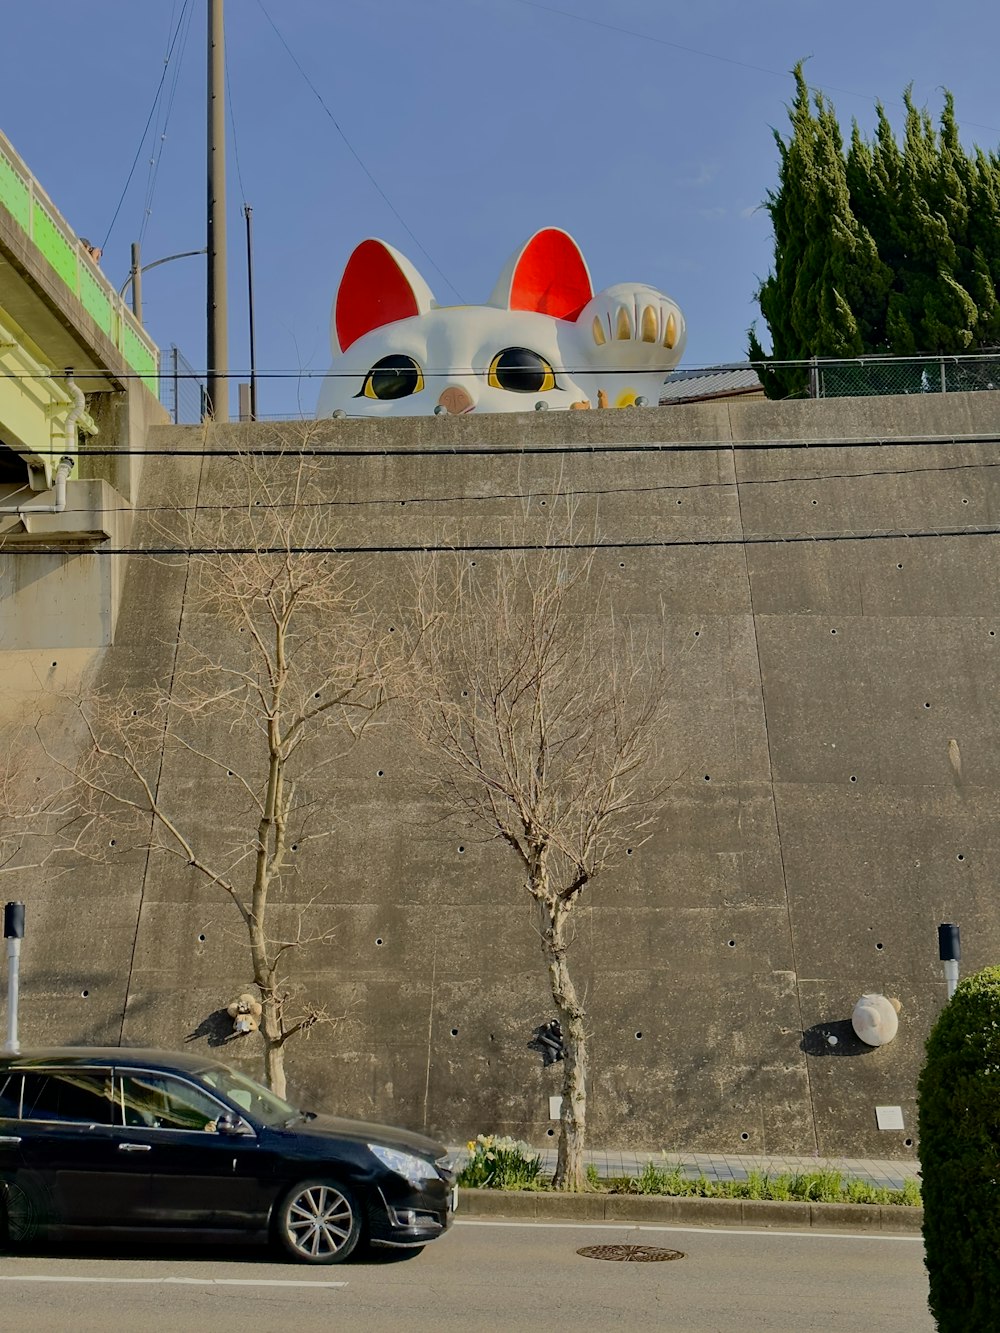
[274,1178,362,1264]
[0,1180,39,1247]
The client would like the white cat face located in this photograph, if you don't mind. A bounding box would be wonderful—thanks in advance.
[316,228,686,418]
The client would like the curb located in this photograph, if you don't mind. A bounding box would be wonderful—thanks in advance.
[459,1189,923,1234]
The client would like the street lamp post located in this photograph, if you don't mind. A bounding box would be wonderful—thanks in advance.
[121,244,208,321]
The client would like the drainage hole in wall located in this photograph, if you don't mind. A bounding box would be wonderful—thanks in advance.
[51,661,58,669]
[461,690,469,698]
[831,628,838,635]
[962,497,969,504]
[470,560,476,567]
[227,770,234,776]
[375,937,384,946]
[291,843,298,852]
[850,776,857,783]
[811,499,818,505]
[80,990,89,999]
[377,770,384,777]
[897,563,903,569]
[457,845,465,854]
[924,702,931,709]
[635,1031,643,1040]
[626,847,633,856]
[727,939,736,948]
[740,1132,750,1141]
[957,853,965,861]
[109,839,117,847]
[197,933,206,943]
[450,1028,459,1037]
[991,631,997,638]
[546,1128,555,1136]
[904,1137,913,1148]
[694,630,700,638]
[704,775,711,782]
[875,942,884,951]
[619,562,625,569]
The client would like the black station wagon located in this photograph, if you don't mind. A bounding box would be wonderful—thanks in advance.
[0,1047,456,1264]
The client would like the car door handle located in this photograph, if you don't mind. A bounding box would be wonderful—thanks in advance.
[118,1142,152,1152]
[0,1136,21,1145]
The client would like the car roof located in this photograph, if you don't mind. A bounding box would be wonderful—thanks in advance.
[0,1047,217,1073]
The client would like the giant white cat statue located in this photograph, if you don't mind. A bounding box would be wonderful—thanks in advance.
[316,227,685,417]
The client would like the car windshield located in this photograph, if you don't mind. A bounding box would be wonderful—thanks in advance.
[195,1063,301,1127]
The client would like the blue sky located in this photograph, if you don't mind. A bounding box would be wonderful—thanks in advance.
[4,1,1000,419]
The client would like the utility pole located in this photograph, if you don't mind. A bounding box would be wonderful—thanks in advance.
[4,902,24,1054]
[244,204,257,421]
[130,241,143,322]
[206,0,229,422]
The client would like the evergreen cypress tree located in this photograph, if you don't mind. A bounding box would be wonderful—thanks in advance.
[751,70,1000,398]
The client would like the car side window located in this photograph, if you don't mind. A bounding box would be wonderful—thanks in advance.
[116,1072,228,1132]
[20,1070,114,1125]
[0,1074,21,1119]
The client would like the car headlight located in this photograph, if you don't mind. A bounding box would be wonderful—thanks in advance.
[368,1144,438,1187]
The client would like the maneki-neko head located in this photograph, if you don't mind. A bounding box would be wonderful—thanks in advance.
[316,227,685,417]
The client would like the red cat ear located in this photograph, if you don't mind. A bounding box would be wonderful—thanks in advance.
[334,239,435,351]
[490,228,593,320]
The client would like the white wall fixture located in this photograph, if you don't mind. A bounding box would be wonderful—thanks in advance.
[549,1095,563,1121]
[852,994,901,1046]
[875,1105,905,1131]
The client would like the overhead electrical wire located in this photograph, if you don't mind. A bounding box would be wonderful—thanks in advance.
[100,0,194,253]
[252,0,463,302]
[138,0,196,247]
[503,0,1000,136]
[6,527,1000,559]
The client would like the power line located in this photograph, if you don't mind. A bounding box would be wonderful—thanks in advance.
[19,430,1000,459]
[101,0,194,252]
[252,0,463,302]
[502,0,1000,137]
[13,454,1000,523]
[5,526,1000,559]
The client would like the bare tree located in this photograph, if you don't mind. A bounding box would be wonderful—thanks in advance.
[62,437,392,1097]
[407,533,672,1190]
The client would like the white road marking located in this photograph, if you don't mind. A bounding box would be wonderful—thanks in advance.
[0,1276,348,1287]
[454,1218,922,1242]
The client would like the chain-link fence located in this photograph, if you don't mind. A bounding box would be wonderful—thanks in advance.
[814,353,1000,398]
[159,345,205,424]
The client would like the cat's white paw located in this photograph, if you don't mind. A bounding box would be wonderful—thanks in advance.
[577,283,686,368]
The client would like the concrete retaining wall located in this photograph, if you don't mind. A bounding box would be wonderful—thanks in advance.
[4,392,1000,1158]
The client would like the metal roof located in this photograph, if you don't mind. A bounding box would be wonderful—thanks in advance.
[660,366,763,403]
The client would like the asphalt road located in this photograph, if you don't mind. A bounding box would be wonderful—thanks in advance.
[0,1219,932,1333]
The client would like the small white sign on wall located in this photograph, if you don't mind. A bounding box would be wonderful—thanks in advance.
[549,1095,563,1121]
[875,1105,905,1131]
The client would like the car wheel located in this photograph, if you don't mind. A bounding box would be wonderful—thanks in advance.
[0,1181,39,1246]
[275,1179,361,1264]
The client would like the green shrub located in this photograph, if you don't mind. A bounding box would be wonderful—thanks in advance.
[457,1134,543,1190]
[918,965,1000,1331]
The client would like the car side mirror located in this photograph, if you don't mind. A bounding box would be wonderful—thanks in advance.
[216,1112,252,1136]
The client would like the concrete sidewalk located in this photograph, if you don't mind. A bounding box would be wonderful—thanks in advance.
[450,1146,920,1191]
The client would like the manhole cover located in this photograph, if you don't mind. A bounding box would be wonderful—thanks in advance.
[577,1244,685,1263]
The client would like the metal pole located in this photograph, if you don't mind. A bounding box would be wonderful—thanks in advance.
[244,204,257,421]
[939,922,961,1000]
[172,345,180,424]
[130,241,143,322]
[4,902,25,1055]
[206,0,229,422]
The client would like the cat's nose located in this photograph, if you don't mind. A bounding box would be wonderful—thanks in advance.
[436,385,475,415]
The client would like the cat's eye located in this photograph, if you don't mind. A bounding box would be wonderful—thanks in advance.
[359,354,425,400]
[488,347,557,393]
